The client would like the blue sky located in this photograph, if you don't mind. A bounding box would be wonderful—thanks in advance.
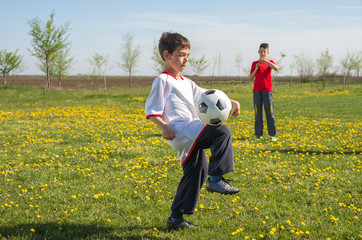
[1,0,361,76]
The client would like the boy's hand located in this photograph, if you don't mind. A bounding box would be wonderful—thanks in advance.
[259,59,279,71]
[162,124,176,140]
[230,100,240,117]
[149,116,176,140]
[249,63,259,81]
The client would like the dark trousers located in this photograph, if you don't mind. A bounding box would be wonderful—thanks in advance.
[170,124,235,217]
[253,91,277,137]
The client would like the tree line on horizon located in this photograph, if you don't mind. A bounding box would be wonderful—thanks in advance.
[0,11,361,90]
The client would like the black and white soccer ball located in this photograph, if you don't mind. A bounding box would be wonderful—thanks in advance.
[196,89,232,126]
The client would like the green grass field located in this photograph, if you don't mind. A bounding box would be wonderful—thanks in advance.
[0,82,361,239]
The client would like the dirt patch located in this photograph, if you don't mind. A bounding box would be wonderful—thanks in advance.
[2,75,248,89]
[2,75,358,90]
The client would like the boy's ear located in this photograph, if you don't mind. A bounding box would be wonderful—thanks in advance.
[162,50,170,60]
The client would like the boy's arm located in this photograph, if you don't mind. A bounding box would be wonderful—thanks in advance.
[149,116,176,140]
[230,99,240,117]
[260,59,279,71]
[249,62,259,81]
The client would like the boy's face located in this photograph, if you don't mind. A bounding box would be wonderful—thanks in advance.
[258,47,269,60]
[164,46,190,74]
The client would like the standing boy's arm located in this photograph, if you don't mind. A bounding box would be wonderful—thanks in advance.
[149,116,176,140]
[249,62,260,81]
[260,59,279,71]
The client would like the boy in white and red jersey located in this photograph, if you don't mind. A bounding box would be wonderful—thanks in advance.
[249,43,279,141]
[145,32,240,230]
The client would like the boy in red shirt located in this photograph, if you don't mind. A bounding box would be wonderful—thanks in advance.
[249,43,279,141]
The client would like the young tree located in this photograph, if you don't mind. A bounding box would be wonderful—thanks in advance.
[119,33,141,88]
[88,53,108,90]
[188,55,209,76]
[151,39,164,74]
[340,51,362,89]
[339,50,362,89]
[28,10,70,90]
[10,57,26,86]
[240,66,253,87]
[212,53,223,76]
[0,49,24,86]
[289,63,295,90]
[272,52,286,90]
[293,53,314,89]
[209,53,222,88]
[317,48,334,90]
[234,54,243,83]
[51,47,74,88]
[350,50,362,78]
[340,54,351,89]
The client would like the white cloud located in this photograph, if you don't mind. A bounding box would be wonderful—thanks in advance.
[336,5,362,9]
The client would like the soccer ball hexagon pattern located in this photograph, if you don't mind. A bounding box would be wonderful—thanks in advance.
[196,89,232,126]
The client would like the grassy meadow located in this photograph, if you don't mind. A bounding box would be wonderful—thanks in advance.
[0,81,361,239]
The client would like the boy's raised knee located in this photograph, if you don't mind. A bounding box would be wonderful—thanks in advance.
[215,124,231,137]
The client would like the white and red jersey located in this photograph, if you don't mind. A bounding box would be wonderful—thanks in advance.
[145,72,207,164]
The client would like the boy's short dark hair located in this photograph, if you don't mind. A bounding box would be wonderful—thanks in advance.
[159,32,190,61]
[259,43,269,50]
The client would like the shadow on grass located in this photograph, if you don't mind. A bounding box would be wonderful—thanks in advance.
[234,137,360,155]
[269,148,361,155]
[0,223,171,240]
[143,133,162,138]
[235,136,249,141]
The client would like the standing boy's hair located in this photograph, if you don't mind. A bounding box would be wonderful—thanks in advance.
[259,43,269,49]
[158,32,191,61]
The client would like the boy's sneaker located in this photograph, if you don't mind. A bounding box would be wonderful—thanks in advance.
[167,218,198,230]
[206,177,239,195]
[271,136,277,142]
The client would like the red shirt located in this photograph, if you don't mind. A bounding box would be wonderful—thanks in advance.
[250,60,275,92]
